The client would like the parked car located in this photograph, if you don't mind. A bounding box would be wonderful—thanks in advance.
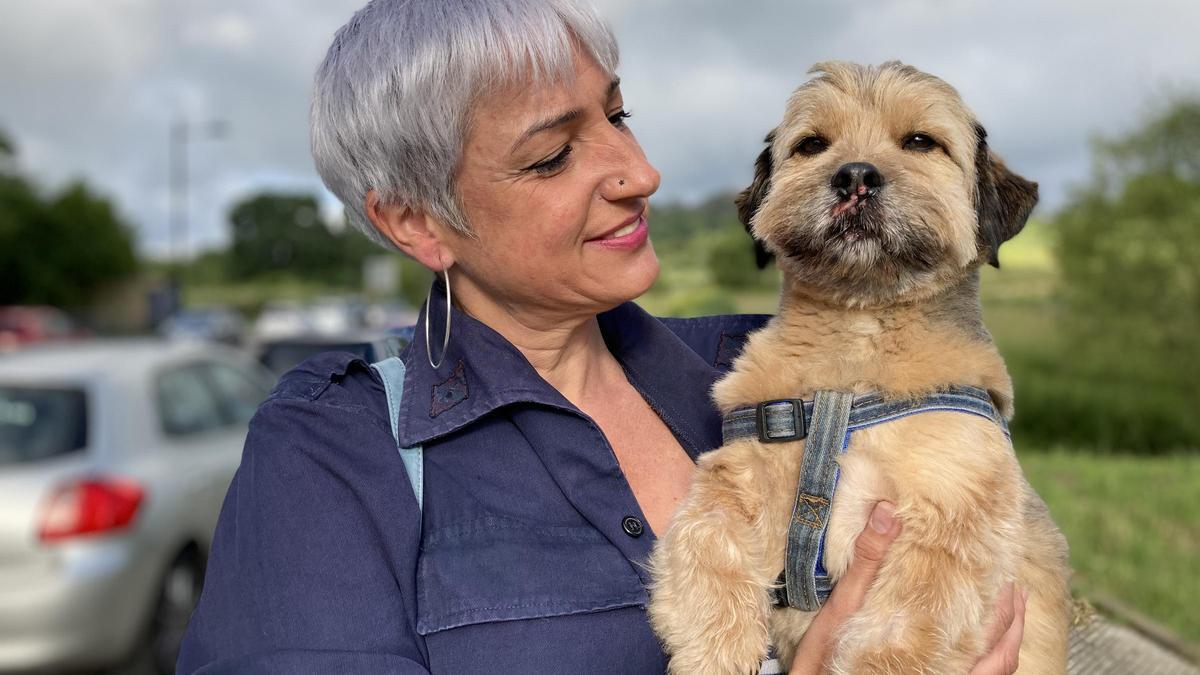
[306,296,367,336]
[251,301,311,341]
[0,339,275,674]
[363,300,419,332]
[0,306,82,353]
[255,328,413,378]
[159,307,246,346]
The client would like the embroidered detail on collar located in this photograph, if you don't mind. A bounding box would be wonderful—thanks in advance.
[430,360,469,417]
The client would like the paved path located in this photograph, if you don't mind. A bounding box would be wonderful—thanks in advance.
[1070,616,1199,675]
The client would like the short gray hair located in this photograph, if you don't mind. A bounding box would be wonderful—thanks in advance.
[311,0,620,250]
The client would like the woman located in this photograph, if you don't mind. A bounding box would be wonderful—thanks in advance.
[177,1,1026,672]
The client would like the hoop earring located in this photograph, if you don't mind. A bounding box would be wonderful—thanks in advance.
[425,267,451,369]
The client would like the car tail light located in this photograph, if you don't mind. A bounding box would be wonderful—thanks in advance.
[38,477,145,542]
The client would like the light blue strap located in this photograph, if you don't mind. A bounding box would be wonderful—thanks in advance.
[369,356,423,510]
[846,386,1008,436]
[734,386,1004,610]
[782,389,854,611]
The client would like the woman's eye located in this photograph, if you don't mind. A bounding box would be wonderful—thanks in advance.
[794,136,828,156]
[902,133,939,152]
[608,109,632,128]
[527,144,573,174]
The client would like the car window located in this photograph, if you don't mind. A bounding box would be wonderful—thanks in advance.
[0,386,87,465]
[259,341,371,376]
[156,364,227,437]
[204,361,270,426]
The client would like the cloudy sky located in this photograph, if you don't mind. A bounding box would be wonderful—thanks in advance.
[2,0,1198,258]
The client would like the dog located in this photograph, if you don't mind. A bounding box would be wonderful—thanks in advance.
[647,61,1071,674]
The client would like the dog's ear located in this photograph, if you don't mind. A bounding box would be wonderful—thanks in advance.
[973,123,1038,268]
[735,129,776,269]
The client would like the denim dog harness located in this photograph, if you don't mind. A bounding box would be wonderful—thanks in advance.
[720,385,1007,612]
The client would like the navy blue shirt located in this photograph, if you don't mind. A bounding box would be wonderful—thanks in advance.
[178,287,768,674]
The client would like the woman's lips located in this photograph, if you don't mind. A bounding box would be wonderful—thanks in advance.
[585,212,652,249]
[587,213,649,250]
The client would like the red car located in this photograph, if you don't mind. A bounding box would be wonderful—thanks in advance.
[0,306,81,352]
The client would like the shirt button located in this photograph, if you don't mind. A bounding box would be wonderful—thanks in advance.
[621,516,644,538]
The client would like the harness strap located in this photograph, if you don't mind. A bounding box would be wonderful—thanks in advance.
[720,385,1006,611]
[722,385,1006,445]
[782,390,853,610]
[370,356,424,510]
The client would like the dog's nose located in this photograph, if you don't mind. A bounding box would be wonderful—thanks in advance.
[831,162,884,199]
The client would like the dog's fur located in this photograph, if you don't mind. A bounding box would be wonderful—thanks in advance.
[647,62,1071,674]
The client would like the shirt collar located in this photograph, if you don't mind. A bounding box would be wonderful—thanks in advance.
[395,281,725,455]
[596,302,727,458]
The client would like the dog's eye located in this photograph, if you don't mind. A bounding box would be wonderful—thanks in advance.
[794,136,828,156]
[902,134,939,152]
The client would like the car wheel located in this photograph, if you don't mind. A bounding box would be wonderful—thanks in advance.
[147,549,204,675]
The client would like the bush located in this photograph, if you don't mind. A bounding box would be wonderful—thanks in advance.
[707,227,772,289]
[1045,97,1200,451]
[1005,347,1200,452]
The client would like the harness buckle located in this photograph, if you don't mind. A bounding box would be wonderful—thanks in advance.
[755,399,806,443]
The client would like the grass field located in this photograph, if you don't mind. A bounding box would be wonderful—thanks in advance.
[1021,451,1200,646]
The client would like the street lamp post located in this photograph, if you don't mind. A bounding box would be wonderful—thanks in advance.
[168,119,229,263]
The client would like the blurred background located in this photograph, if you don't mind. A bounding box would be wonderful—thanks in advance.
[0,0,1196,672]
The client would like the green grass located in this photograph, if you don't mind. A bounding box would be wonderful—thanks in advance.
[1019,450,1200,645]
[182,277,361,316]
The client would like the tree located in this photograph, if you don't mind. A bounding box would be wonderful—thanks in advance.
[0,129,14,159]
[651,192,741,247]
[1090,98,1200,184]
[707,226,769,289]
[227,192,377,286]
[1050,96,1200,450]
[0,134,138,307]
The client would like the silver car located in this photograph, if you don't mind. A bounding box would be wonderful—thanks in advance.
[0,340,274,673]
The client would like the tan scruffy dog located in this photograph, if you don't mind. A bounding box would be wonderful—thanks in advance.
[647,62,1071,674]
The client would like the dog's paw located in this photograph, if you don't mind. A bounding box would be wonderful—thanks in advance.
[667,639,769,675]
[656,614,771,675]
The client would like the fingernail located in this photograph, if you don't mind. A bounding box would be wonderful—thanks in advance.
[870,501,895,533]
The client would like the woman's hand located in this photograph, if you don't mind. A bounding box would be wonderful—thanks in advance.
[787,501,902,675]
[788,501,1027,675]
[969,581,1028,675]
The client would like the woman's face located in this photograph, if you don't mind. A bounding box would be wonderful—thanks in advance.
[443,51,662,321]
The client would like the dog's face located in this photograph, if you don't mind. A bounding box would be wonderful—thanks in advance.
[737,61,1038,308]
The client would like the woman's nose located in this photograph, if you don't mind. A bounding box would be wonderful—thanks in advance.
[602,137,660,201]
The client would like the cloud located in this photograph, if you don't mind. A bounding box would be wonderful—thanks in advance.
[1,0,1197,257]
[0,0,361,257]
[185,12,258,52]
[609,0,1200,210]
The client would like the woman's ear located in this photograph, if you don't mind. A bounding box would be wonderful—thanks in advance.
[365,190,456,271]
